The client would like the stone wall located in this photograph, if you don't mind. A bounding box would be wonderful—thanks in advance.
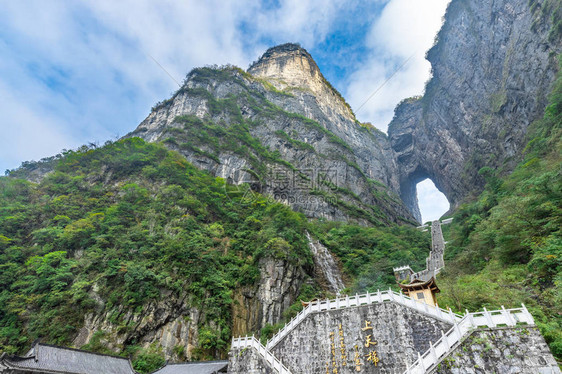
[393,266,413,283]
[228,348,275,374]
[431,327,561,374]
[270,301,452,373]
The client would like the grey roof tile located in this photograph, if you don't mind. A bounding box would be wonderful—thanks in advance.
[152,361,228,374]
[1,343,137,374]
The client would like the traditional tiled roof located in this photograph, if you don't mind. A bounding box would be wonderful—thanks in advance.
[0,342,137,374]
[398,276,440,293]
[151,361,228,374]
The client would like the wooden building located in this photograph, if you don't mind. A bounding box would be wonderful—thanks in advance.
[398,277,440,307]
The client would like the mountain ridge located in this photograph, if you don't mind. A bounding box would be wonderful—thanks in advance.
[128,47,415,225]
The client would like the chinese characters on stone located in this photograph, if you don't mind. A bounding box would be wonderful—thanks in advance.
[326,320,380,373]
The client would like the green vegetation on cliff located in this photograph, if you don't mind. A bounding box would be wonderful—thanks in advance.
[143,65,408,226]
[0,137,430,372]
[0,139,313,371]
[309,222,430,292]
[437,56,562,361]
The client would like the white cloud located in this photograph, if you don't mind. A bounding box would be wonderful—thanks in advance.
[251,0,349,47]
[0,81,79,171]
[346,0,450,130]
[368,0,448,58]
[80,0,252,76]
[0,0,356,172]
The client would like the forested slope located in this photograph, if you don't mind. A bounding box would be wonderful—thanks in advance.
[437,56,562,361]
[0,139,430,372]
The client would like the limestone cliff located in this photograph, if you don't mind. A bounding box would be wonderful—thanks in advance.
[388,0,562,215]
[73,258,305,361]
[232,258,305,338]
[11,1,562,223]
[128,44,414,225]
[73,290,204,361]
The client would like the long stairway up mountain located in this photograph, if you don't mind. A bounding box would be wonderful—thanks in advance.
[412,220,448,282]
[394,219,451,284]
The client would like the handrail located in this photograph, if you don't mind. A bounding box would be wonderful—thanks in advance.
[231,336,293,374]
[265,289,462,350]
[403,304,535,374]
[393,265,413,272]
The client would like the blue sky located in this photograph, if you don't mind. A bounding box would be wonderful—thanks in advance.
[0,0,450,221]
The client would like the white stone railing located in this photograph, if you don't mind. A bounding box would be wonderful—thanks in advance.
[393,265,413,272]
[266,289,463,350]
[403,304,535,374]
[231,336,293,374]
[441,218,453,225]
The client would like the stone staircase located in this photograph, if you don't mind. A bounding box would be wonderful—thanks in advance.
[265,289,462,350]
[411,220,447,282]
[231,336,293,374]
[402,304,536,374]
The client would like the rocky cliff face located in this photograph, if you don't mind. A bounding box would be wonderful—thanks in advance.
[388,0,561,215]
[232,257,305,338]
[73,258,305,361]
[73,290,204,361]
[128,44,415,225]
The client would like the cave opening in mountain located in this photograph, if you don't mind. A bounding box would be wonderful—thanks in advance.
[416,178,450,224]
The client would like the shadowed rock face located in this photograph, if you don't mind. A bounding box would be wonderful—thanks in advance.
[388,0,561,215]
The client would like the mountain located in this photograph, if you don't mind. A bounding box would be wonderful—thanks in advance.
[2,0,562,371]
[0,139,430,372]
[128,43,414,226]
[388,0,562,215]
[437,54,562,361]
